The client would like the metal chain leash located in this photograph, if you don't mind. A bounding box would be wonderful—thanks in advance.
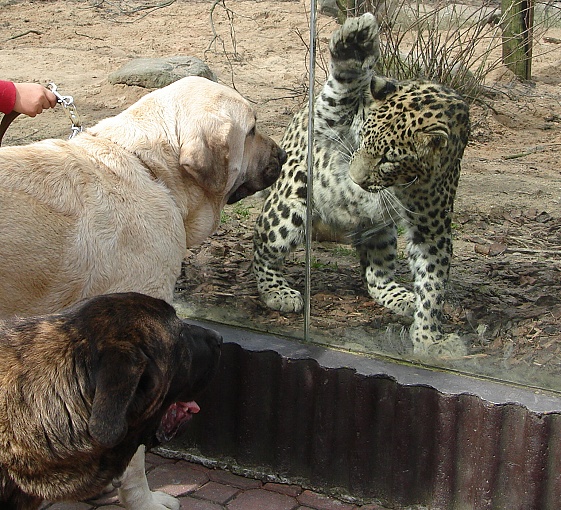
[47,82,83,139]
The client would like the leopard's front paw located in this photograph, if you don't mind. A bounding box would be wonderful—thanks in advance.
[383,293,415,318]
[411,331,468,358]
[365,282,415,318]
[262,288,304,313]
[329,12,380,72]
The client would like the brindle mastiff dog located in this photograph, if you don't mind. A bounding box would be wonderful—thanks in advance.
[0,292,222,510]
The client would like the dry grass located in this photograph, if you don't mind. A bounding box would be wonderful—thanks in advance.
[337,0,561,100]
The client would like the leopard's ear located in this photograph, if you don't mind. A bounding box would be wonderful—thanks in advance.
[370,76,397,100]
[414,128,448,159]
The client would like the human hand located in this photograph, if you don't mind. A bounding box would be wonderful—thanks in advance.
[13,83,57,117]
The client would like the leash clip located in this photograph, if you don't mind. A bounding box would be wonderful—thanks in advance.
[47,82,83,139]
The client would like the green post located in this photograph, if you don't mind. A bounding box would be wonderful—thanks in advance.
[501,0,534,79]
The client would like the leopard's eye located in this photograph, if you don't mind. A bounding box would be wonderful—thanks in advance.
[379,153,389,164]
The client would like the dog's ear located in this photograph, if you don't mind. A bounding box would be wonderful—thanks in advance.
[179,119,232,195]
[88,348,149,448]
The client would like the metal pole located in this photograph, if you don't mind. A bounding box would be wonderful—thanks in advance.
[304,0,317,341]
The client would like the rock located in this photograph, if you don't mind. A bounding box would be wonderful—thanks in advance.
[319,0,339,17]
[108,56,217,88]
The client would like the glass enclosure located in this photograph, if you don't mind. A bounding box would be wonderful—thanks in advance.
[2,0,561,392]
[172,0,561,393]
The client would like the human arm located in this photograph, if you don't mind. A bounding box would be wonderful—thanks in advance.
[0,81,57,116]
[0,80,16,115]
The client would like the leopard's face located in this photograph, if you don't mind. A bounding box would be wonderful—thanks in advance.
[348,131,438,192]
[349,81,469,195]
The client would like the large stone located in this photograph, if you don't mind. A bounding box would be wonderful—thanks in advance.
[108,56,217,88]
[319,0,339,16]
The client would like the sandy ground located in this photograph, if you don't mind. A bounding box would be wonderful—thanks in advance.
[2,0,561,391]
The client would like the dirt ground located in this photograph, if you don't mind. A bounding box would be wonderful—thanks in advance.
[2,0,561,391]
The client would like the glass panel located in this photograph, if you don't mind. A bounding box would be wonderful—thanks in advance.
[2,0,560,393]
[175,1,561,393]
[174,195,308,339]
[304,2,561,391]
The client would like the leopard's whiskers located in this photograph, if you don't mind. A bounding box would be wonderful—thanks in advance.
[383,187,419,218]
[323,128,357,160]
[398,176,418,188]
[380,188,408,224]
[351,221,393,244]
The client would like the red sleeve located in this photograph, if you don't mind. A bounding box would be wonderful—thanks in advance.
[0,80,16,114]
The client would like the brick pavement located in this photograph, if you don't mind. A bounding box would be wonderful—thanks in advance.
[41,452,389,510]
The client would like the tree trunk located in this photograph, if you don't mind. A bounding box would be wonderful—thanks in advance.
[501,0,534,80]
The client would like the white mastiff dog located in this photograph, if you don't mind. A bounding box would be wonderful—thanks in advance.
[0,76,285,509]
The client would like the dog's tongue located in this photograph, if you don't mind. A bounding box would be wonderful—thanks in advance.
[157,401,200,443]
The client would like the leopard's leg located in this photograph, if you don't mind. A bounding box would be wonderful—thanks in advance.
[314,12,380,149]
[253,166,307,313]
[252,13,381,314]
[356,224,416,317]
[406,224,467,357]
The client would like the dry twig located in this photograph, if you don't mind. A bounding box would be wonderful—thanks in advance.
[88,0,176,22]
[5,29,42,41]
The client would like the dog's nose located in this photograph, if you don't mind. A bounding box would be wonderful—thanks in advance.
[279,147,287,165]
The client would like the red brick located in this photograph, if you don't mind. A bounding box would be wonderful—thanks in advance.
[186,462,214,475]
[208,469,262,490]
[264,482,303,497]
[297,490,357,510]
[194,480,240,504]
[146,452,178,467]
[45,503,93,510]
[147,461,210,497]
[228,488,297,510]
[178,495,224,510]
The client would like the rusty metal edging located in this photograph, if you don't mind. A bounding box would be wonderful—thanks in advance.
[170,320,561,509]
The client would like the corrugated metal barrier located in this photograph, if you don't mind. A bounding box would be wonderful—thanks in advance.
[171,322,561,509]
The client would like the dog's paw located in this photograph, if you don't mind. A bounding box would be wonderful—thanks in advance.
[119,486,181,510]
[118,445,181,510]
[148,490,181,510]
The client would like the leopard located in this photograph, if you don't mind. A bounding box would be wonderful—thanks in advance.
[253,12,471,357]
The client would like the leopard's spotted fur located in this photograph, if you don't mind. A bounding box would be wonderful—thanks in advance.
[253,13,470,356]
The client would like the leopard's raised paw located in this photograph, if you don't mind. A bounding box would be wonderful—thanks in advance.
[329,13,380,73]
